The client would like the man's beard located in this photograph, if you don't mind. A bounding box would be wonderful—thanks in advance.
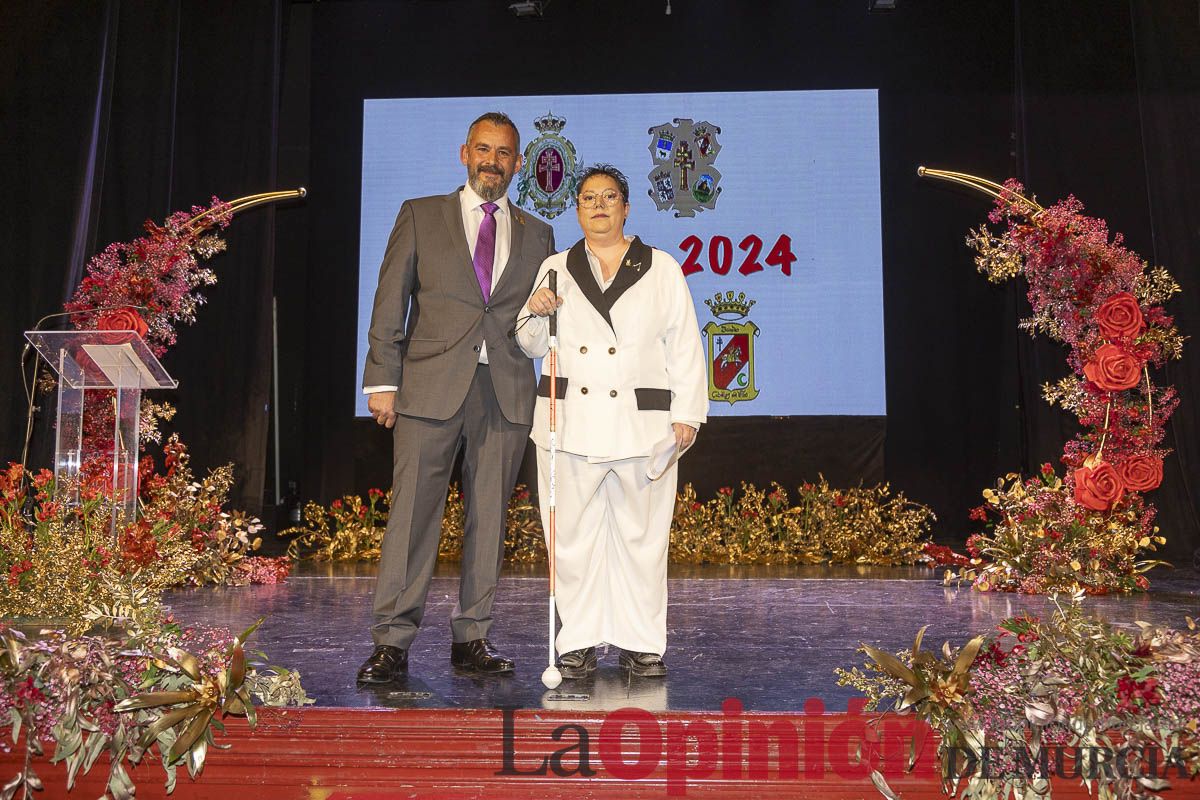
[468,164,511,202]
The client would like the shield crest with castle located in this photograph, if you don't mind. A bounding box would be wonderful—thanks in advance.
[702,291,760,405]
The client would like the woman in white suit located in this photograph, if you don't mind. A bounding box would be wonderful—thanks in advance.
[516,164,708,678]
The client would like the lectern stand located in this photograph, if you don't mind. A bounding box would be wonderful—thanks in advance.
[23,330,177,535]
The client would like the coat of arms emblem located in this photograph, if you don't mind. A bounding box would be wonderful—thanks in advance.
[646,119,722,217]
[516,112,579,220]
[702,291,759,405]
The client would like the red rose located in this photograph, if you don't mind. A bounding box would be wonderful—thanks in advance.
[1118,455,1163,493]
[1073,462,1125,511]
[1094,292,1145,341]
[96,309,149,344]
[1082,344,1142,391]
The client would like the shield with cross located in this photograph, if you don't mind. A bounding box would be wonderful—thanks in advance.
[646,118,722,217]
[516,112,579,220]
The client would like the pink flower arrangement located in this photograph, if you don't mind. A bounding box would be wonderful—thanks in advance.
[957,181,1183,592]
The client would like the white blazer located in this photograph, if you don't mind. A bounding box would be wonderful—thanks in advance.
[516,237,709,460]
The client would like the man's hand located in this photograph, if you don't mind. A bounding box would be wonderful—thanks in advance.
[528,287,563,317]
[368,391,398,429]
[673,423,696,451]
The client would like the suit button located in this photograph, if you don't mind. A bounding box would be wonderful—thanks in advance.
[609,390,617,397]
[608,347,616,355]
[473,344,480,353]
[581,387,588,395]
[580,346,588,354]
[484,305,492,313]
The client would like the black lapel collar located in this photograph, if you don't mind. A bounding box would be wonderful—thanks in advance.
[565,236,654,330]
[602,236,653,310]
[566,239,610,327]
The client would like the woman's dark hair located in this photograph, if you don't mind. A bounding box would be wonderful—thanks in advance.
[576,163,630,204]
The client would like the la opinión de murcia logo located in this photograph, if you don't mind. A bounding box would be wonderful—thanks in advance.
[495,700,1190,797]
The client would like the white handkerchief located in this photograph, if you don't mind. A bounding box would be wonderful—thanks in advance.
[645,433,692,481]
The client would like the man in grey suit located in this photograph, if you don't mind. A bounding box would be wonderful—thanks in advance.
[358,112,555,682]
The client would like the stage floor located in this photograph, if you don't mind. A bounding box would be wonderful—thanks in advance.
[165,562,1200,713]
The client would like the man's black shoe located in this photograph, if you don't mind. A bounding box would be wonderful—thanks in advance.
[357,645,408,684]
[450,638,515,674]
[619,649,667,677]
[557,647,597,679]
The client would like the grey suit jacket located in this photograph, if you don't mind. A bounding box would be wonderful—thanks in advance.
[363,189,556,424]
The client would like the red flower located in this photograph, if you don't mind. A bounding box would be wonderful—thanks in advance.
[96,308,150,344]
[1118,455,1163,493]
[718,487,733,496]
[690,502,702,511]
[34,502,60,522]
[368,488,385,501]
[30,468,53,490]
[1116,676,1162,713]
[16,676,45,705]
[1082,344,1143,392]
[1073,462,1125,511]
[331,499,343,510]
[1094,292,1145,341]
[7,560,33,588]
[118,521,159,569]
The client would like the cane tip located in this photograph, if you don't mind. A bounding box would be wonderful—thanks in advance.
[541,665,562,689]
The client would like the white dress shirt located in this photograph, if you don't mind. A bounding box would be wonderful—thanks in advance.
[364,184,512,395]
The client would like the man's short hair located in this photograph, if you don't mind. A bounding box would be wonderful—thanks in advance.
[576,163,630,204]
[467,112,521,151]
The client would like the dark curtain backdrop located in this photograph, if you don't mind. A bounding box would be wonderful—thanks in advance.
[3,1,1198,561]
[0,0,285,514]
[1128,1,1200,563]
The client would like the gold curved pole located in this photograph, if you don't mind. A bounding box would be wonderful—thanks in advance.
[916,167,1043,214]
[1145,366,1153,430]
[186,188,307,230]
[1096,399,1112,463]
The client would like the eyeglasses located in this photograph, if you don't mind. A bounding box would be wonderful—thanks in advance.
[577,190,623,208]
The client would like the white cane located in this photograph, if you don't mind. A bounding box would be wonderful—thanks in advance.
[540,269,563,691]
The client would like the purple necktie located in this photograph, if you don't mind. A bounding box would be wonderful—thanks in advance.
[473,202,498,303]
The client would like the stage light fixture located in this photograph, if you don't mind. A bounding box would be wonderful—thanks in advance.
[508,0,546,17]
[868,0,897,9]
[665,0,672,15]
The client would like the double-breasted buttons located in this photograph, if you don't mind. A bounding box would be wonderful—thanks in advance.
[609,390,618,397]
[608,347,616,354]
[472,344,480,353]
[580,346,588,354]
[580,387,588,395]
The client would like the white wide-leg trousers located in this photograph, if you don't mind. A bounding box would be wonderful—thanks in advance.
[536,447,677,656]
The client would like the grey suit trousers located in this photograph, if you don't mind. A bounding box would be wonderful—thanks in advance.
[371,364,530,649]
